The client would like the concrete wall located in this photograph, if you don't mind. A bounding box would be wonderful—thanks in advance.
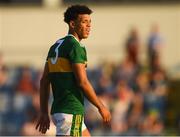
[0,4,180,69]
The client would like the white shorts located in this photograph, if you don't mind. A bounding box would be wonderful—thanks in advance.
[51,113,87,136]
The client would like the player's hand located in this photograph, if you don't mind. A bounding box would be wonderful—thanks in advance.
[36,113,50,134]
[98,105,111,124]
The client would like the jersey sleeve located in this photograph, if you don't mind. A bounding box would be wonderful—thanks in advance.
[69,44,86,64]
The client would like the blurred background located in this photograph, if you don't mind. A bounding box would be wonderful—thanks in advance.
[0,0,180,136]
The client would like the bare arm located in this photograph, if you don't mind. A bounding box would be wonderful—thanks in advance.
[72,63,111,123]
[39,62,50,114]
[36,62,50,134]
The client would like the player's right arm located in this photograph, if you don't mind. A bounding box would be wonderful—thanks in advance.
[72,63,111,123]
[36,62,50,134]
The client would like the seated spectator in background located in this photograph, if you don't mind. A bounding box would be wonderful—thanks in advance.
[16,66,36,95]
[114,58,140,89]
[125,71,150,135]
[0,66,12,135]
[111,80,134,135]
[96,71,114,95]
[149,68,168,121]
[139,109,164,135]
[0,55,8,87]
[0,53,13,134]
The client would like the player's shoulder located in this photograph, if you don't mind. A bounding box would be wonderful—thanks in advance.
[48,41,59,52]
[65,35,80,46]
[48,37,65,49]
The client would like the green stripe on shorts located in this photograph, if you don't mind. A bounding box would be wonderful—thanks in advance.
[70,114,83,137]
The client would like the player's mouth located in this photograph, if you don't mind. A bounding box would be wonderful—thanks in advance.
[86,29,90,35]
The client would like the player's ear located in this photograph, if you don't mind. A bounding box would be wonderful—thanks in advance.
[69,20,75,29]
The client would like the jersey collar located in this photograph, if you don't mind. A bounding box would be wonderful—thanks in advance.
[67,34,80,42]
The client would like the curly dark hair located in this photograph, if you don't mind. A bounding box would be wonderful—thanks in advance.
[64,5,93,24]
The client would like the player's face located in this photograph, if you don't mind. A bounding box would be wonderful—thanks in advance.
[74,14,91,40]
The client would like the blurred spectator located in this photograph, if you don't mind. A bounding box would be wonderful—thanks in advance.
[147,24,164,72]
[91,61,115,95]
[126,72,146,135]
[96,72,114,95]
[114,28,142,89]
[111,80,134,135]
[139,109,164,135]
[0,53,14,135]
[0,53,8,86]
[16,66,36,95]
[113,58,140,89]
[149,68,168,120]
[125,27,140,65]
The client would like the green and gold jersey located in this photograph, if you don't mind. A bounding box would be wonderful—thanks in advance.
[46,34,87,115]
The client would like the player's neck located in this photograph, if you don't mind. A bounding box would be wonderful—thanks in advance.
[68,31,81,42]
